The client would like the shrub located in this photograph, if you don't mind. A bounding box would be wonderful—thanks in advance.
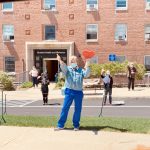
[0,72,15,91]
[55,73,65,89]
[90,61,146,80]
[21,81,33,88]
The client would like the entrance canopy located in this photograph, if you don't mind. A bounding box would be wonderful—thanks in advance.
[25,41,74,72]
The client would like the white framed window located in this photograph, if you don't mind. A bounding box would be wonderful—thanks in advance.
[86,0,98,11]
[116,55,126,63]
[2,25,14,42]
[44,25,55,40]
[115,24,127,41]
[4,56,15,72]
[86,24,98,42]
[145,25,150,41]
[90,56,99,64]
[2,2,13,12]
[115,0,127,10]
[144,55,150,71]
[43,0,56,11]
[146,0,150,10]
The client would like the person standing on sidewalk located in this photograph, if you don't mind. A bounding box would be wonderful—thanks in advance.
[101,69,113,105]
[29,66,38,88]
[55,54,90,131]
[127,62,137,91]
[39,71,50,105]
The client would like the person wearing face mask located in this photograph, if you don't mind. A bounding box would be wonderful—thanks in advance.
[101,69,113,105]
[127,62,137,91]
[55,54,90,131]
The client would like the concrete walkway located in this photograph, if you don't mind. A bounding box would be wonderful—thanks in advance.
[0,126,150,150]
[3,84,150,101]
[1,85,150,150]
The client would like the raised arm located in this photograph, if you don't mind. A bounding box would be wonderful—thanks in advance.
[101,69,105,78]
[82,60,90,78]
[57,54,68,75]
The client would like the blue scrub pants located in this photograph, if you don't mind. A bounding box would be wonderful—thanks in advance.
[57,88,83,128]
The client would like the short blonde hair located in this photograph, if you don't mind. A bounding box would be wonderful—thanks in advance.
[69,56,78,64]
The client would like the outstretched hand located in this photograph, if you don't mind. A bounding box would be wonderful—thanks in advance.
[101,69,105,74]
[56,54,61,62]
[84,60,90,69]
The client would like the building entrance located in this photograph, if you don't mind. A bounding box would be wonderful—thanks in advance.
[34,49,67,81]
[43,59,58,81]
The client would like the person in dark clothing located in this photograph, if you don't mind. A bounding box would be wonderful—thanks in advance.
[101,69,113,105]
[127,62,137,91]
[39,71,50,105]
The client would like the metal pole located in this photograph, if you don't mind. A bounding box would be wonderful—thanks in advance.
[99,91,105,117]
[148,74,150,87]
[1,90,6,123]
[4,94,7,115]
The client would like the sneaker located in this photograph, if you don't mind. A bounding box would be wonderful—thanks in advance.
[74,128,79,131]
[54,127,64,131]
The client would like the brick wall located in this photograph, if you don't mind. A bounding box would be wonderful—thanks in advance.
[0,0,150,73]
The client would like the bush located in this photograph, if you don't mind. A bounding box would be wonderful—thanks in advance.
[90,61,146,80]
[21,81,33,88]
[55,73,65,89]
[0,72,15,90]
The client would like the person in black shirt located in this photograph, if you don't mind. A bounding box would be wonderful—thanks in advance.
[101,69,113,105]
[127,62,137,91]
[38,71,50,105]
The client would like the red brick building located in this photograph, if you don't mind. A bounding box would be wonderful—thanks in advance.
[0,0,150,81]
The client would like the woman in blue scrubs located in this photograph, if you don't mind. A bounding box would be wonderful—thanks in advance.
[56,54,90,131]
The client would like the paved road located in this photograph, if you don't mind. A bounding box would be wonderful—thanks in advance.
[1,97,150,118]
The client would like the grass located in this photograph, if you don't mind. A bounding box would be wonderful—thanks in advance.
[1,115,150,134]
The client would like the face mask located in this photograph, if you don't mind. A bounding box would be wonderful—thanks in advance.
[71,63,77,68]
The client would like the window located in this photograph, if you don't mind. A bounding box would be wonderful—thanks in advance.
[145,25,150,41]
[5,57,15,72]
[146,0,150,10]
[2,25,14,42]
[86,24,98,41]
[116,0,127,10]
[144,56,150,71]
[86,0,98,11]
[90,56,98,64]
[116,55,126,63]
[2,2,13,11]
[43,0,56,10]
[115,24,127,41]
[45,25,55,40]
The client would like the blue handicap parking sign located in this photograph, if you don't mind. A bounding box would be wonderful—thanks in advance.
[109,54,116,61]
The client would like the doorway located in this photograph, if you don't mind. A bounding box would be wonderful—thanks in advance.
[43,59,58,81]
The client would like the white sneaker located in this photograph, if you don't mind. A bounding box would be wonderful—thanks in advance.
[54,127,64,131]
[74,128,79,131]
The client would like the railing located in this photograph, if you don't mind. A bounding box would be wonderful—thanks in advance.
[14,71,30,85]
[113,72,150,87]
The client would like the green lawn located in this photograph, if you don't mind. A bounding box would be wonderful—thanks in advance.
[1,115,150,134]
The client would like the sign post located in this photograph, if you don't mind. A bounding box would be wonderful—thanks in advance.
[0,83,6,124]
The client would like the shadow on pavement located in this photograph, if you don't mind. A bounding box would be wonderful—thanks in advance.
[62,126,128,135]
[133,89,145,91]
[80,126,128,133]
[84,93,103,95]
[47,103,61,105]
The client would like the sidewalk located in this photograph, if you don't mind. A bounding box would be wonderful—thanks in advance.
[0,126,150,150]
[1,85,150,150]
[3,84,150,101]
